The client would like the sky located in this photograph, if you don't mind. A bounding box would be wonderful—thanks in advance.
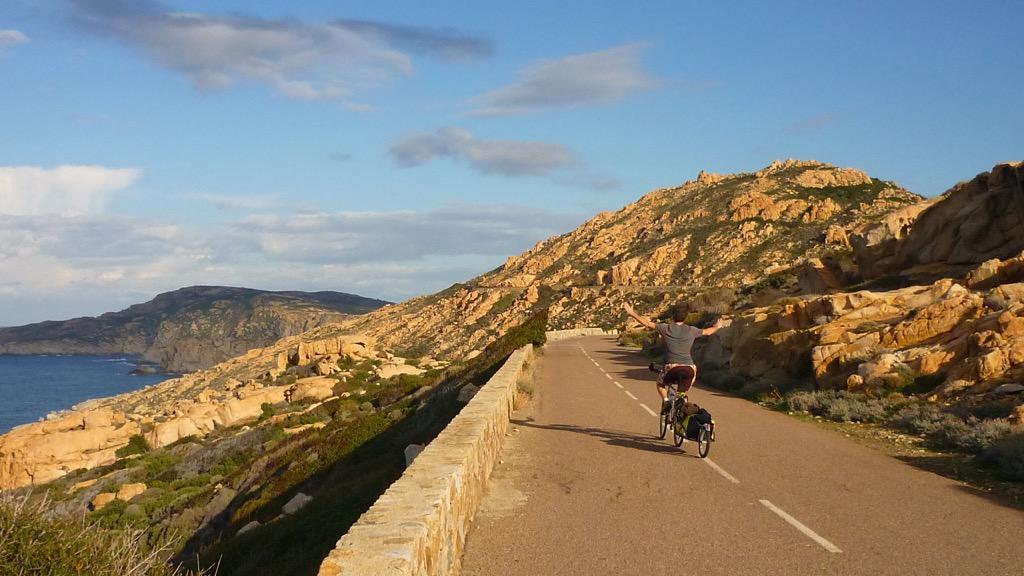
[0,0,1021,325]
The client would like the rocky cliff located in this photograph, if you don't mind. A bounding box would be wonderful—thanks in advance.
[0,286,389,372]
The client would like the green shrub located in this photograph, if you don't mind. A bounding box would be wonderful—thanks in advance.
[116,435,151,458]
[886,403,953,435]
[618,330,655,349]
[259,403,276,421]
[981,431,1024,480]
[141,453,182,480]
[930,417,1013,454]
[783,390,887,423]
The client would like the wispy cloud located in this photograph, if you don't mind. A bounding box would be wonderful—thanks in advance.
[332,19,492,61]
[784,113,838,135]
[185,193,278,211]
[0,165,141,216]
[391,127,575,176]
[0,29,30,52]
[68,0,491,103]
[470,44,659,116]
[390,127,620,189]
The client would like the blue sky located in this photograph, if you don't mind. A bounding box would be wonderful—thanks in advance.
[0,0,1021,324]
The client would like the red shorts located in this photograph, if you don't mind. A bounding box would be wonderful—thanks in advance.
[657,363,696,391]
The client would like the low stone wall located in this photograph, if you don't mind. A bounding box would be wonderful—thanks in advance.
[544,327,618,342]
[317,344,534,576]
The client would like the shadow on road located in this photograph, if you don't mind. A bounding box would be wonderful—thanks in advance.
[894,454,1024,511]
[512,417,699,457]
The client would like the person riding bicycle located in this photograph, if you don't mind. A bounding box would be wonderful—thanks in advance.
[621,302,726,414]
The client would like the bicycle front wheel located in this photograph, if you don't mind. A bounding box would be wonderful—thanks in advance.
[659,408,669,439]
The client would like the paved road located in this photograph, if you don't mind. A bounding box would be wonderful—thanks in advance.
[460,336,1024,576]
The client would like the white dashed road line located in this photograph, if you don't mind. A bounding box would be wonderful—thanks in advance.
[759,500,842,553]
[614,382,624,389]
[639,403,658,417]
[624,390,638,400]
[703,458,740,484]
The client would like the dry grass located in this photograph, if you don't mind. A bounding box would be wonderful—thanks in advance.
[0,492,217,576]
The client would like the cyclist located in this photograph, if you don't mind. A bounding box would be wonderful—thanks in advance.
[621,302,726,414]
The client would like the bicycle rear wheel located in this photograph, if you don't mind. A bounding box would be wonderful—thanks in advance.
[697,426,711,458]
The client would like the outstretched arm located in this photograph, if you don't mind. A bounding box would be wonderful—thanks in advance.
[701,316,728,336]
[622,302,657,330]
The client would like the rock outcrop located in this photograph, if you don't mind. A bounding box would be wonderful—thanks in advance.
[0,333,379,488]
[702,164,1024,409]
[853,162,1024,279]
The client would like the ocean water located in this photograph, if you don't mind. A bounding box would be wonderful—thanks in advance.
[0,355,170,434]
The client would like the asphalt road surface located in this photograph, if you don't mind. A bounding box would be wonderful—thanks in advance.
[460,336,1024,576]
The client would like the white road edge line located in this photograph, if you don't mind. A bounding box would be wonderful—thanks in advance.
[759,500,842,553]
[624,390,638,400]
[639,403,658,417]
[703,458,740,484]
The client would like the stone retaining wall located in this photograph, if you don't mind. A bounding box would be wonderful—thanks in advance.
[317,344,534,576]
[544,327,619,342]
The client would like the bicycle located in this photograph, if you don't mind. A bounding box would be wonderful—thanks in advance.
[649,363,715,458]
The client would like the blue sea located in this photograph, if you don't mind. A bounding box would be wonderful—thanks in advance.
[0,355,170,434]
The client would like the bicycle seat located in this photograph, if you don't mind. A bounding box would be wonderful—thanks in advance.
[662,365,695,391]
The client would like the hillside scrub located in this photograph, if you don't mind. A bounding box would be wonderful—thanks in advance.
[772,390,1023,479]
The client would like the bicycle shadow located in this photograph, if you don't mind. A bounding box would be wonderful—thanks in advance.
[512,417,696,456]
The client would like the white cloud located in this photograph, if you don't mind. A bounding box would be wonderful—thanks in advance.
[0,165,141,216]
[0,29,30,51]
[0,204,584,324]
[471,44,658,116]
[69,0,490,103]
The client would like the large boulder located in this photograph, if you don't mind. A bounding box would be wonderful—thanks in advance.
[0,418,141,489]
[375,363,425,380]
[290,376,337,402]
[116,482,147,502]
[854,162,1024,279]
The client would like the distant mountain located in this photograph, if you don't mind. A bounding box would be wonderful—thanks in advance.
[0,286,389,371]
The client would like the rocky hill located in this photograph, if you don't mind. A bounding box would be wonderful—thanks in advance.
[0,286,389,372]
[327,159,921,357]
